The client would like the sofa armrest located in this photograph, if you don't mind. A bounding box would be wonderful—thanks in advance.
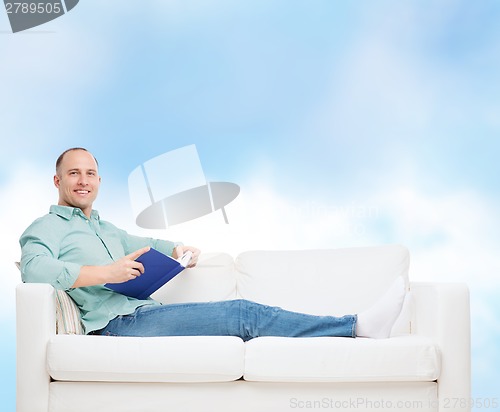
[16,283,56,412]
[410,282,471,412]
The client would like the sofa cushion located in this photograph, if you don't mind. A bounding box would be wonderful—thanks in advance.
[47,335,245,383]
[235,245,411,335]
[244,336,440,382]
[151,252,237,304]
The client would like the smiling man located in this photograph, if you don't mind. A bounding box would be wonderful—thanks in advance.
[54,148,100,218]
[19,147,405,339]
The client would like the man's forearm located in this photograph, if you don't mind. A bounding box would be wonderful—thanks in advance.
[71,247,150,288]
[72,265,109,288]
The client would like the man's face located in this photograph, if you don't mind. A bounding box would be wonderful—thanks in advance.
[54,150,100,217]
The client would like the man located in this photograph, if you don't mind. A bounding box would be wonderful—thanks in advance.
[20,147,405,339]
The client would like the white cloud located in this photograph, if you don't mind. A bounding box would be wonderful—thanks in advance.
[373,186,500,285]
[0,164,56,320]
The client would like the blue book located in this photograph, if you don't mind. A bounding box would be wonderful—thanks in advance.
[105,248,192,299]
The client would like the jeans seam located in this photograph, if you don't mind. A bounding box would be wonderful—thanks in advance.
[238,300,247,341]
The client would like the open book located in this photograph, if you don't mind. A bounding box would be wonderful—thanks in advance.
[104,248,192,299]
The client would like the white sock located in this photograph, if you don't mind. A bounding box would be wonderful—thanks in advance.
[356,276,406,339]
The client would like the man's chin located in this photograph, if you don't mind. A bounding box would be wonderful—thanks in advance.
[67,199,94,212]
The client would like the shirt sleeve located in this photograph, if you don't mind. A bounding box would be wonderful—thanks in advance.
[19,219,81,290]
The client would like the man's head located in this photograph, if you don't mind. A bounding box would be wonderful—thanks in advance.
[54,148,101,217]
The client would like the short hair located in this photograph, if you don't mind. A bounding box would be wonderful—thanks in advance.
[55,147,99,175]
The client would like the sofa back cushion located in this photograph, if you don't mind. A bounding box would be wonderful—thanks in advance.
[152,252,237,304]
[235,244,409,317]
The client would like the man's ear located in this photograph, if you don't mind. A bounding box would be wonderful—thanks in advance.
[54,174,60,188]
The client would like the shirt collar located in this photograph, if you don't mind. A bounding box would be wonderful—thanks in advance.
[49,205,100,221]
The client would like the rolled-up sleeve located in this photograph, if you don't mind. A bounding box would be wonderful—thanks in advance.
[19,223,81,290]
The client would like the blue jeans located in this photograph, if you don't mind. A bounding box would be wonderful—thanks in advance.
[98,299,357,340]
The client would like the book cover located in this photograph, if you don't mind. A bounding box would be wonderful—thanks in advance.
[104,248,190,299]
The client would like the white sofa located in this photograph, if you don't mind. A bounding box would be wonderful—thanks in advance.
[16,244,471,412]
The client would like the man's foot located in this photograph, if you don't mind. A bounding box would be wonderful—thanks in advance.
[356,276,406,339]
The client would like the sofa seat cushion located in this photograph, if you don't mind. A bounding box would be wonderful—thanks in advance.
[244,335,440,382]
[47,335,245,383]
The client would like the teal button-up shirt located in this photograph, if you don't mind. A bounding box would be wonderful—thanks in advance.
[19,205,179,334]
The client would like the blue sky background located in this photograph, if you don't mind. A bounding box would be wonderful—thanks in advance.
[1,1,499,411]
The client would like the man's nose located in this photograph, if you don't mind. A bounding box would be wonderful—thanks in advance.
[78,175,89,185]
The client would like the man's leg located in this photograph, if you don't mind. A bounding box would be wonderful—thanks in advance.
[98,299,357,340]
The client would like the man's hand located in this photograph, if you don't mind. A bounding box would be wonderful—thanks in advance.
[72,246,150,288]
[105,247,151,284]
[172,245,200,268]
